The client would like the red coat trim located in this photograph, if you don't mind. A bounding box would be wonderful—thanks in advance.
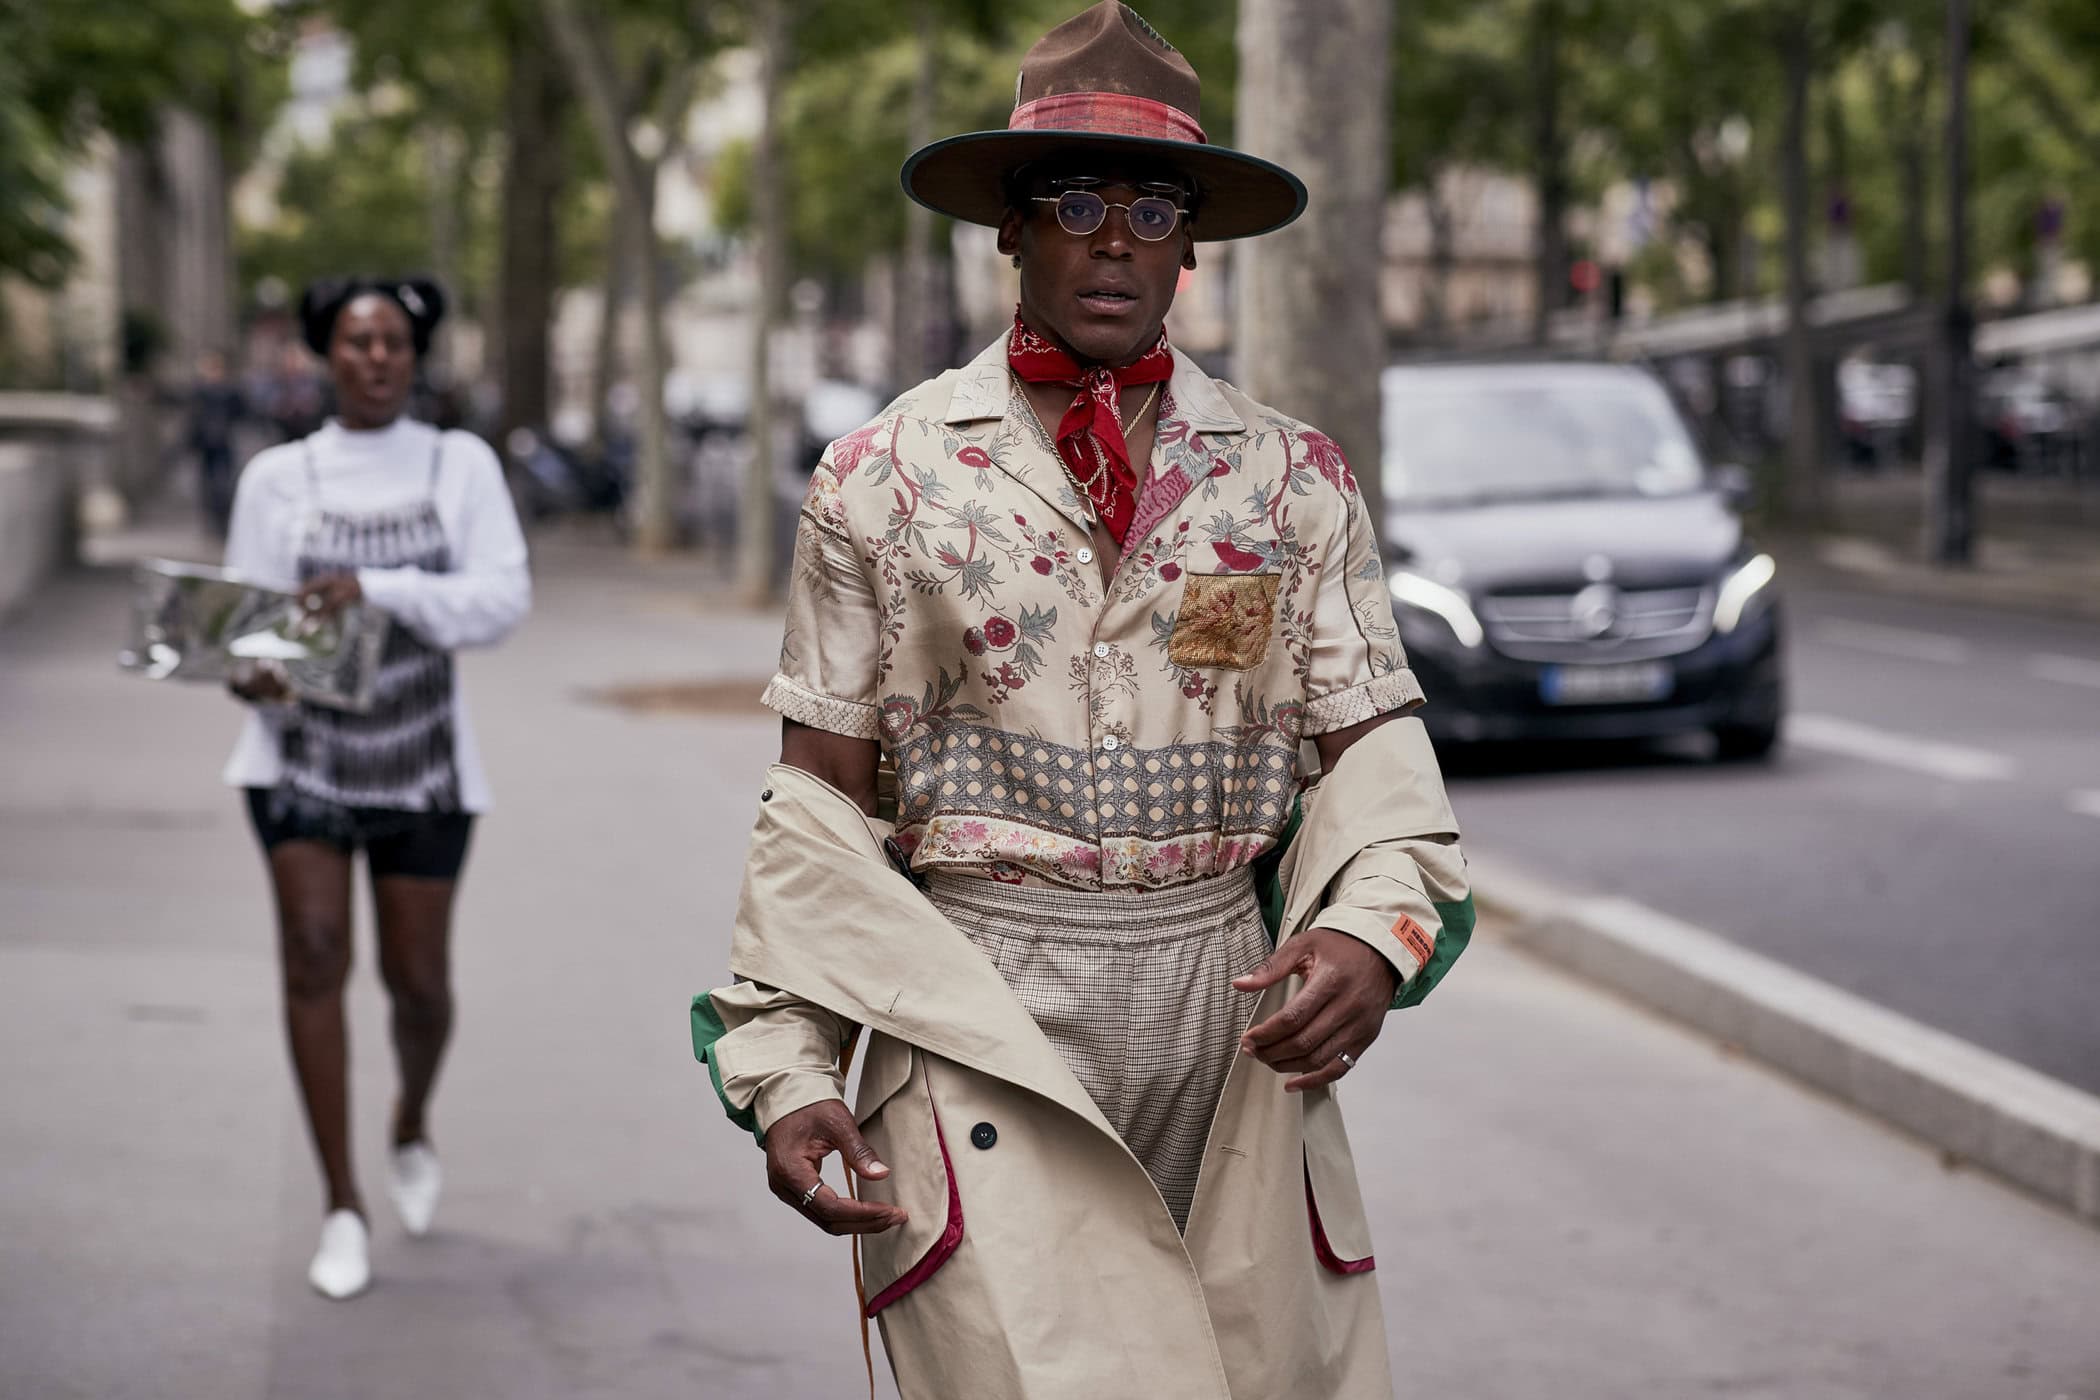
[864,1083,966,1316]
[1305,1165,1376,1276]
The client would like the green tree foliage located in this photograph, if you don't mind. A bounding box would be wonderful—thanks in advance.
[716,0,1237,280]
[0,0,263,286]
[237,104,498,303]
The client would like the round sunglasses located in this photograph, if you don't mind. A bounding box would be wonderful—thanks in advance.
[1033,190,1188,242]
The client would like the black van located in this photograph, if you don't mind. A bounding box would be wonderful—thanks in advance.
[1380,362,1783,759]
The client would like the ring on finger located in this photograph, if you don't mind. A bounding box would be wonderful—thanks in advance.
[798,1180,822,1208]
[1337,1051,1358,1071]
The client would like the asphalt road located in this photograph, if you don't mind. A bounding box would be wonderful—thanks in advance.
[1444,576,2100,1094]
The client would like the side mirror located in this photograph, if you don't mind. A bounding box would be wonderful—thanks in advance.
[1712,464,1754,511]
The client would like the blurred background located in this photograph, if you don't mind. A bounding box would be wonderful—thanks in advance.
[7,0,2100,569]
[4,2,2100,1397]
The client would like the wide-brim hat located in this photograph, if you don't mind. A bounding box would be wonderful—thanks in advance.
[901,1,1307,243]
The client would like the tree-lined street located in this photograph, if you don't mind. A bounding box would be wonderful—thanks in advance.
[4,541,2099,1399]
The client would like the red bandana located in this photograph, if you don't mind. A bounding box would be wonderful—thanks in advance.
[1005,310,1172,546]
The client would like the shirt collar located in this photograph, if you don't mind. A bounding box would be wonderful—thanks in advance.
[941,335,1245,436]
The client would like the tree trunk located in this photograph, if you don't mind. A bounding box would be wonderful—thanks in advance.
[590,230,626,453]
[895,0,940,387]
[1233,0,1392,531]
[498,21,563,446]
[1779,13,1821,525]
[423,125,463,385]
[539,0,678,553]
[1900,59,1933,297]
[1926,0,1974,565]
[159,109,236,370]
[1424,174,1454,342]
[739,0,792,601]
[1528,0,1566,346]
[628,175,676,554]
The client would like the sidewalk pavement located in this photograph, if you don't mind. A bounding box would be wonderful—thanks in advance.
[4,532,2098,1400]
[1774,471,2100,622]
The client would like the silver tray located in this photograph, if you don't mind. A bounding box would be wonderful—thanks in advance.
[118,558,390,713]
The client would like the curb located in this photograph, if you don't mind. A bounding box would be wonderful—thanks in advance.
[1772,537,2100,626]
[1473,855,2100,1228]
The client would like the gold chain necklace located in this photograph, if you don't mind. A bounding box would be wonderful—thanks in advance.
[1012,372,1162,510]
[1072,382,1161,507]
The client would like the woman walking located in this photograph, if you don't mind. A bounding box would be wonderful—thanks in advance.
[222,276,531,1298]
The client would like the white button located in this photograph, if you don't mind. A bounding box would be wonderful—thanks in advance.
[1101,735,1120,752]
[1093,643,1110,658]
[1076,548,1094,564]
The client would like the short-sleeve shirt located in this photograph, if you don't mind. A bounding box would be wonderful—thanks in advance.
[762,336,1423,891]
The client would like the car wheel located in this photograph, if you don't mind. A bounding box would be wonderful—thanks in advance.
[1713,721,1779,763]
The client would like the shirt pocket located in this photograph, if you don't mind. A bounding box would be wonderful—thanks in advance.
[1169,572,1282,672]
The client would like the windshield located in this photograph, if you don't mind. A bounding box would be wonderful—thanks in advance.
[1382,373,1705,507]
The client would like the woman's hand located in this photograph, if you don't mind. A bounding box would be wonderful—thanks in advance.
[300,572,363,619]
[228,661,292,705]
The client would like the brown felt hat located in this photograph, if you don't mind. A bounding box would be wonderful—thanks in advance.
[901,1,1306,242]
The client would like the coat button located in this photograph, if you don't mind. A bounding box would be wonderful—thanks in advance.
[1100,735,1120,752]
[970,1122,998,1150]
[1075,547,1094,565]
[759,789,773,802]
[1093,642,1110,658]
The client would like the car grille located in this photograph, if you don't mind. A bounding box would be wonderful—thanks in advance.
[1478,586,1714,662]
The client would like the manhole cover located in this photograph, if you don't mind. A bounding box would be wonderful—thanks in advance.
[586,679,772,716]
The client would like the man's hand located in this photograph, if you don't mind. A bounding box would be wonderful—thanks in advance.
[1233,928,1400,1093]
[764,1099,910,1236]
[300,572,363,619]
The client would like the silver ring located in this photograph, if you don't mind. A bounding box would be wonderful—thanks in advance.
[797,1181,822,1208]
[1337,1051,1358,1070]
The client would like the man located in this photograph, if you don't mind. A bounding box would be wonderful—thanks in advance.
[188,350,246,535]
[693,5,1472,1396]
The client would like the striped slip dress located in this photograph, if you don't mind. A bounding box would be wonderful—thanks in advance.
[275,431,461,828]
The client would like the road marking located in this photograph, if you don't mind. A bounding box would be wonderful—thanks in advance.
[2069,791,2100,820]
[1818,620,1973,666]
[2029,653,2100,690]
[1787,713,2016,782]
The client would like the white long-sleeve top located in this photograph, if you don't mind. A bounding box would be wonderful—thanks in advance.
[219,417,531,810]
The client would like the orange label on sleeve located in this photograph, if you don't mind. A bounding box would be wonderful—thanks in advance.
[1392,914,1436,966]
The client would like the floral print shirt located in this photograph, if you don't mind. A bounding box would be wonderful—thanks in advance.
[761,336,1424,891]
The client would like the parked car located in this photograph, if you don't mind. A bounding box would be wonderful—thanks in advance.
[1836,356,1916,468]
[1381,361,1784,759]
[1978,367,2078,474]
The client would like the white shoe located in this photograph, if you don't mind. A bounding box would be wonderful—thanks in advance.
[307,1210,370,1299]
[388,1141,442,1237]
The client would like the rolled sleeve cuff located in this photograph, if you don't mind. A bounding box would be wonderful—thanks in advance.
[752,1068,849,1136]
[760,673,881,739]
[1314,905,1429,997]
[1301,668,1425,737]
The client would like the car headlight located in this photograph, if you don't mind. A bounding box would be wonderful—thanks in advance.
[1389,569,1484,648]
[1714,553,1776,635]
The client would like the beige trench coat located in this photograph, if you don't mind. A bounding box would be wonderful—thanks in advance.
[694,718,1470,1399]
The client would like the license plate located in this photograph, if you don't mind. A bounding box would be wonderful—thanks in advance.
[1540,662,1674,705]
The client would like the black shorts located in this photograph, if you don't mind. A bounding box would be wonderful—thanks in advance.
[245,789,475,881]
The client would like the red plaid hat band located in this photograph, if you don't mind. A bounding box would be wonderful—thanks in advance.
[1007,92,1208,146]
